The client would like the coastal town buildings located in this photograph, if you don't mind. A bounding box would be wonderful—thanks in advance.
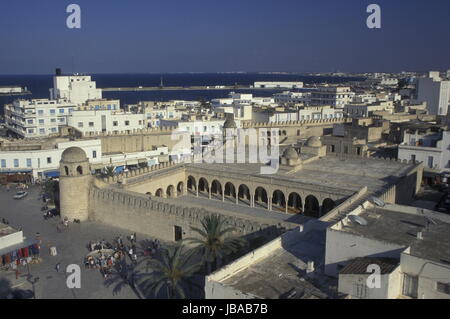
[416,72,450,116]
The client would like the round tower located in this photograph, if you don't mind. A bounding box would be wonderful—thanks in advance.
[59,147,91,222]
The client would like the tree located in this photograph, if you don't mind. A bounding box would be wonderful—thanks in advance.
[184,214,247,274]
[42,179,59,208]
[104,258,146,299]
[140,245,201,299]
[102,166,116,178]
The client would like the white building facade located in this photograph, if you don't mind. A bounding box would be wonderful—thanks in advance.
[416,72,450,116]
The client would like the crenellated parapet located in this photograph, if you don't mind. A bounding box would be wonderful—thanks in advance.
[241,118,350,129]
[89,187,296,236]
[82,125,179,138]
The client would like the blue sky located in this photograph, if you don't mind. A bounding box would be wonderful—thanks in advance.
[0,0,449,74]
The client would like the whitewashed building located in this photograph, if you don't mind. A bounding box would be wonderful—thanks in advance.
[4,99,77,138]
[310,86,354,108]
[253,81,303,89]
[49,70,102,106]
[416,72,450,116]
[398,127,450,173]
[67,110,147,134]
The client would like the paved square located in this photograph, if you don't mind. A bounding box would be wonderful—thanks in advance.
[0,184,173,299]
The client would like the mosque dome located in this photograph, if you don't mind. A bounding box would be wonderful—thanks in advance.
[61,147,88,163]
[283,146,300,160]
[306,136,322,147]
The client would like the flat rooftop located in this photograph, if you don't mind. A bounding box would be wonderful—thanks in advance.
[335,207,450,264]
[218,228,333,299]
[188,155,416,195]
[0,223,18,238]
[151,193,308,226]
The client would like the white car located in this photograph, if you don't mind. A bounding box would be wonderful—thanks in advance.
[13,191,28,199]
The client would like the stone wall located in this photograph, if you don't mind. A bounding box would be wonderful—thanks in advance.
[88,187,296,243]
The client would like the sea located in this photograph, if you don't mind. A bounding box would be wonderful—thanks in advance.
[0,73,364,115]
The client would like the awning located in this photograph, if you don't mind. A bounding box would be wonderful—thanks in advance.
[125,160,139,165]
[0,237,39,256]
[115,166,125,173]
[44,170,60,178]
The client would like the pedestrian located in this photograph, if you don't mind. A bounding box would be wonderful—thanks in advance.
[55,263,61,272]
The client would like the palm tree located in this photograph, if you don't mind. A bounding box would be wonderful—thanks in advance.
[104,258,146,299]
[184,214,247,274]
[140,245,201,299]
[102,166,116,177]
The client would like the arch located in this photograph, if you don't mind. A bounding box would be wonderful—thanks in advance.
[211,180,223,199]
[254,187,268,209]
[272,190,286,212]
[238,184,251,205]
[224,182,236,203]
[304,195,320,218]
[322,198,336,215]
[166,185,175,198]
[287,192,303,214]
[155,188,164,198]
[76,165,83,175]
[198,177,209,196]
[64,166,69,176]
[177,181,184,196]
[187,176,196,194]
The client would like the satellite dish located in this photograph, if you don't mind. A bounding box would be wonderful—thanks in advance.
[371,196,385,207]
[348,215,368,226]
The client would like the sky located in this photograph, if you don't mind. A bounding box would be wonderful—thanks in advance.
[0,0,449,74]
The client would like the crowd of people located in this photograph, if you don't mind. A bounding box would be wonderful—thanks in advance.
[84,233,163,279]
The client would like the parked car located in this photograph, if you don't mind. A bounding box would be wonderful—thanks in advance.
[13,191,28,199]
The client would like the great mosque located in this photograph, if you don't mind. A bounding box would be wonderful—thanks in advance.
[58,118,423,243]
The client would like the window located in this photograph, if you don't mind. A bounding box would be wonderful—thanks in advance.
[125,120,130,126]
[50,109,56,115]
[51,118,56,123]
[331,145,336,153]
[353,283,368,299]
[78,122,84,128]
[403,274,418,298]
[26,158,32,167]
[113,121,118,126]
[38,110,44,115]
[39,128,45,134]
[411,155,416,163]
[14,159,19,168]
[89,122,94,127]
[436,282,450,295]
[47,157,52,164]
[39,119,45,125]
[1,159,6,168]
[27,129,34,134]
[93,151,97,159]
[174,225,183,241]
[428,156,434,169]
[59,109,65,114]
[27,120,33,124]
